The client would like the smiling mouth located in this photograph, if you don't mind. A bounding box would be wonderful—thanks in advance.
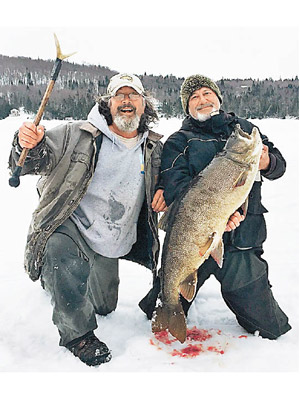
[197,104,213,111]
[118,106,136,114]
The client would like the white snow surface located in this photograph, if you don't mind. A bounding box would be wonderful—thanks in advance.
[0,113,299,394]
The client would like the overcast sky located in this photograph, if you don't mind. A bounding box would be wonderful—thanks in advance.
[0,1,299,81]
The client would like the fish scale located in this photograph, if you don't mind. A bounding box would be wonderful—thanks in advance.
[152,124,262,343]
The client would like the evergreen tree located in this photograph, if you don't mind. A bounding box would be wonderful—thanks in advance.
[0,54,298,120]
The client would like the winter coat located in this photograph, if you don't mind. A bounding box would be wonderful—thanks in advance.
[9,121,163,281]
[160,111,286,249]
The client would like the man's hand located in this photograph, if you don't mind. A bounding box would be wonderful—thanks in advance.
[18,122,45,149]
[152,189,167,212]
[259,144,270,171]
[225,211,245,232]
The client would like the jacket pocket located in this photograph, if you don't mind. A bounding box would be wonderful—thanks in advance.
[150,157,161,189]
[71,152,91,168]
[246,181,268,214]
[225,213,267,248]
[247,198,268,214]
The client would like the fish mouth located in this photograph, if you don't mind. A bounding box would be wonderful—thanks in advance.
[237,129,252,140]
[234,125,252,141]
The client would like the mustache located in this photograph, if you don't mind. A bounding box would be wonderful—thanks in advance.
[117,104,137,112]
[196,103,214,110]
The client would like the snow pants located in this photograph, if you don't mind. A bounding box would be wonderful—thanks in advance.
[139,247,291,339]
[40,218,120,346]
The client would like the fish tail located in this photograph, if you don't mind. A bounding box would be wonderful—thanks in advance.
[152,302,187,343]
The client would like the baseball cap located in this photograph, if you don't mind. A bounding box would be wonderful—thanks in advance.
[107,73,145,96]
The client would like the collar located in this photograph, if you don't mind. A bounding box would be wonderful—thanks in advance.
[79,121,102,138]
[181,110,237,139]
[148,130,163,142]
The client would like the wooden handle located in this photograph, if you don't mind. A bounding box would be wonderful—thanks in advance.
[34,80,55,126]
[16,79,56,168]
[9,35,75,188]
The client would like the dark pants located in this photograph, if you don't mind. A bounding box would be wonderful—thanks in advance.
[40,218,120,346]
[139,247,291,339]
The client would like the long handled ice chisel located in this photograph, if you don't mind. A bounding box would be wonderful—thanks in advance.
[9,34,76,187]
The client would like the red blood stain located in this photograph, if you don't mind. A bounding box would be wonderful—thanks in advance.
[186,327,212,342]
[238,335,248,339]
[207,346,224,355]
[150,327,226,359]
[154,330,177,345]
[171,344,204,358]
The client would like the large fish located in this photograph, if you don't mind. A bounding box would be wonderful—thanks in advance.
[152,124,262,343]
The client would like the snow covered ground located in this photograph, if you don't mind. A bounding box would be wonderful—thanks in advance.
[0,114,298,395]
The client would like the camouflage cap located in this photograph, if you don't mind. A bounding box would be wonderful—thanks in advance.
[180,74,223,115]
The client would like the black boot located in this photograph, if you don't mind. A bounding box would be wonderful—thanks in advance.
[139,276,161,319]
[66,331,112,366]
[139,259,220,319]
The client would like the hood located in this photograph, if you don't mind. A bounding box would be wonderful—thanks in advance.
[87,103,148,149]
[87,103,118,144]
[180,110,237,139]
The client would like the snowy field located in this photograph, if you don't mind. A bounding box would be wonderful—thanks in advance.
[0,113,299,395]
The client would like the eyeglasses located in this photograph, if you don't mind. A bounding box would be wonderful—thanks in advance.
[112,93,142,101]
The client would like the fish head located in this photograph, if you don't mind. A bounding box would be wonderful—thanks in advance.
[225,124,262,165]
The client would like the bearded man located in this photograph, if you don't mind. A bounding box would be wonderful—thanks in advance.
[139,74,291,341]
[9,73,166,367]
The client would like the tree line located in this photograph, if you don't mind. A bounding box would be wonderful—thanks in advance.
[0,54,298,120]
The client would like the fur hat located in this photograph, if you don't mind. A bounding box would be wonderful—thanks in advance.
[180,75,223,115]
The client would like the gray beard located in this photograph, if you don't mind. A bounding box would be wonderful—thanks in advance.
[113,114,140,133]
[195,112,212,122]
[192,105,219,122]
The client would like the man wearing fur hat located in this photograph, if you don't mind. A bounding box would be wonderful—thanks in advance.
[9,73,166,366]
[140,74,291,340]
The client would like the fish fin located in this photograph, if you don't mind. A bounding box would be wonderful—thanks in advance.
[198,235,215,258]
[234,171,248,188]
[211,240,224,267]
[152,303,187,343]
[152,304,168,332]
[158,201,175,231]
[179,271,198,301]
[241,197,249,217]
[199,232,218,260]
[168,304,187,343]
[158,212,168,231]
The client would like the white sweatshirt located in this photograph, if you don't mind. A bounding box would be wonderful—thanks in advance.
[71,104,148,258]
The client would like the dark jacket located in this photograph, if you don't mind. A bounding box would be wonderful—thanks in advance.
[160,111,286,249]
[9,121,163,281]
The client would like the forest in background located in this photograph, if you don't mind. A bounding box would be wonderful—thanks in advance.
[0,54,298,120]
